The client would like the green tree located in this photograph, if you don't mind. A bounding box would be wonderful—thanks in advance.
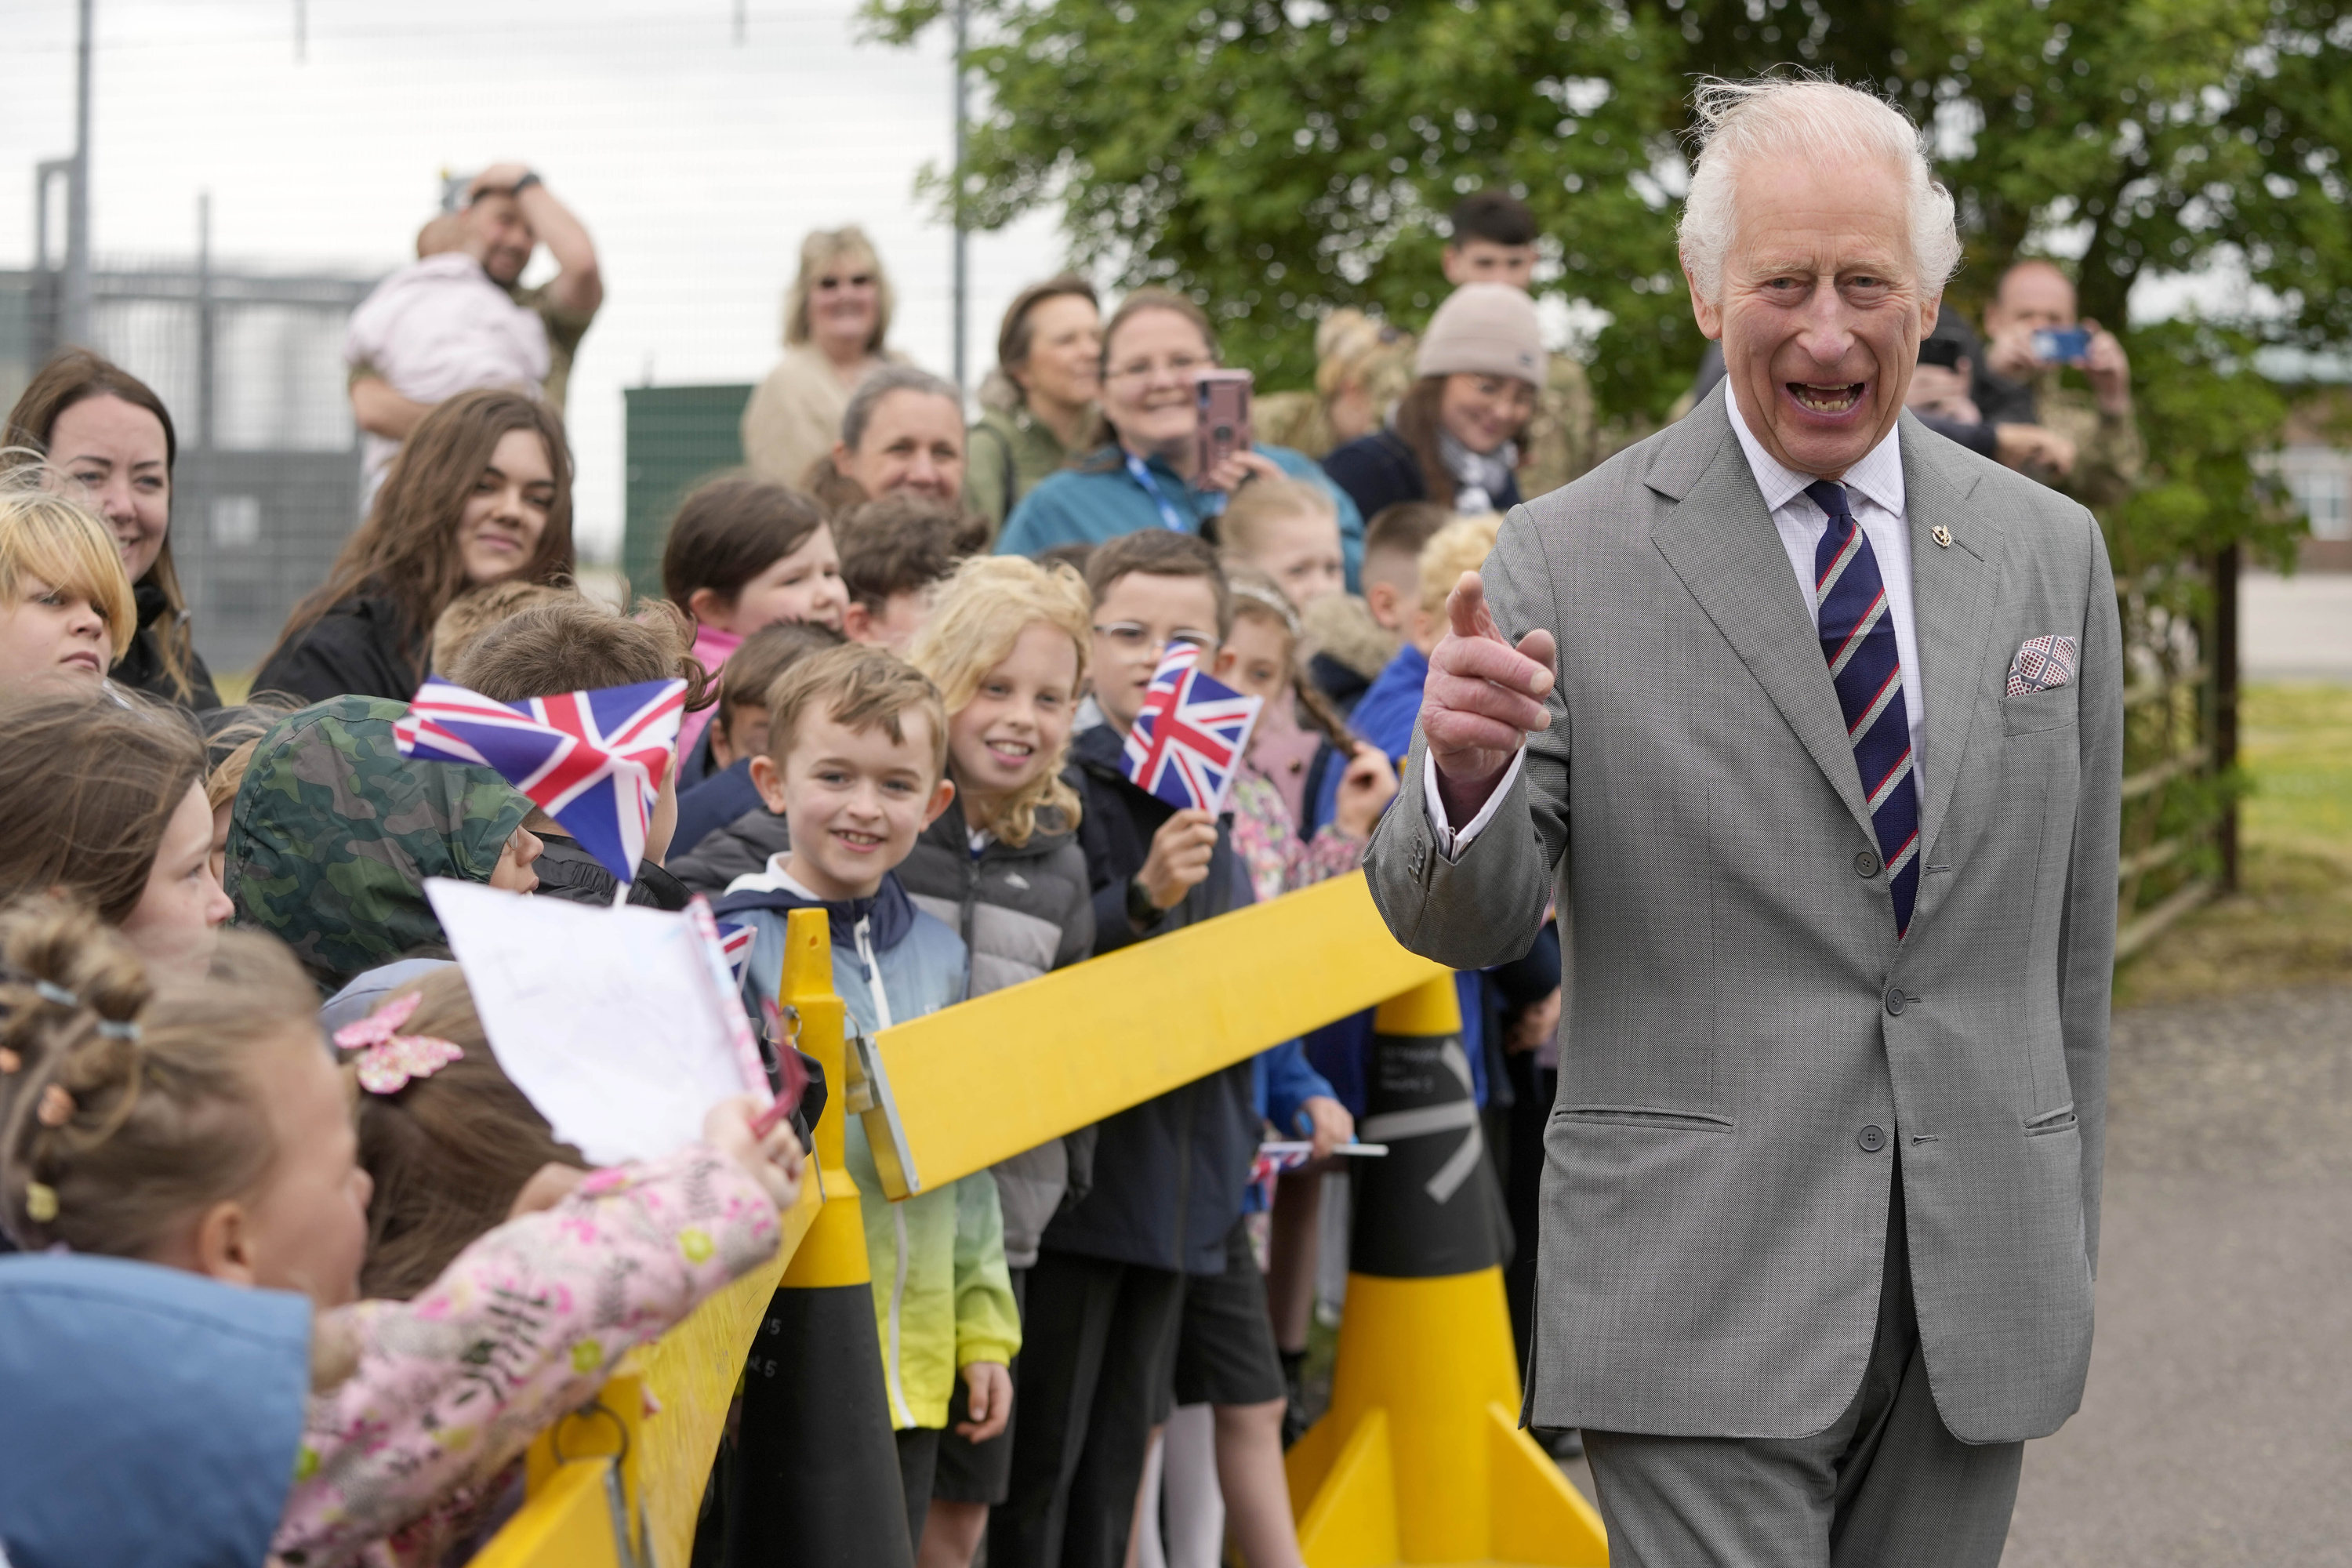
[866,0,2350,427]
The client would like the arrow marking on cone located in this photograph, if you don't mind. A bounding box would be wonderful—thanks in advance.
[1356,1040,1486,1204]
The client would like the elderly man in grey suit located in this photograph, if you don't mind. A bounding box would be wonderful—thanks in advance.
[1363,76,2122,1564]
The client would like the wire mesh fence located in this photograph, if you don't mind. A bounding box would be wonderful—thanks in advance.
[0,252,377,675]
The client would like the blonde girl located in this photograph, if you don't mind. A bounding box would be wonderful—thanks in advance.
[1215,476,1347,612]
[0,476,136,693]
[0,901,799,1568]
[901,554,1098,1567]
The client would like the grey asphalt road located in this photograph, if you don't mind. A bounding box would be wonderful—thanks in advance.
[2004,984,2352,1566]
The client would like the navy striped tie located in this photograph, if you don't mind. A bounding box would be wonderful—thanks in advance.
[1805,480,1920,937]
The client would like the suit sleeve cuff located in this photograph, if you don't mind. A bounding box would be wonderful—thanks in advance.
[1421,746,1526,863]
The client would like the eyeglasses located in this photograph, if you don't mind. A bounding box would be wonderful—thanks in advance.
[1103,354,1210,384]
[817,274,875,291]
[1093,623,1214,657]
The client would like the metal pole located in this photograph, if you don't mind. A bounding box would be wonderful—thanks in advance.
[62,0,94,349]
[189,191,216,607]
[951,0,968,390]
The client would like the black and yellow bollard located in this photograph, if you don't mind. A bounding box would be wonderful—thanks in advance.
[726,909,914,1567]
[1283,975,1608,1566]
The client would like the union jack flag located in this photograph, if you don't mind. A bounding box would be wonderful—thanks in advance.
[717,920,755,982]
[1121,644,1262,815]
[395,676,687,886]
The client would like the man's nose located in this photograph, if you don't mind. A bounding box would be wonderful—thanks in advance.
[1795,287,1858,366]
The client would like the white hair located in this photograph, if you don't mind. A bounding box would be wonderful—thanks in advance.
[1676,75,1961,304]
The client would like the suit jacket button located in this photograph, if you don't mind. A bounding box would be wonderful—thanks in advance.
[1884,986,1907,1016]
[1853,850,1880,878]
[1858,1123,1887,1153]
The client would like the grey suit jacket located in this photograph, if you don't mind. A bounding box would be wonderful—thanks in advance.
[1365,387,2122,1446]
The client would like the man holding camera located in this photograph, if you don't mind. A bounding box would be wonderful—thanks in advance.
[1972,259,2143,508]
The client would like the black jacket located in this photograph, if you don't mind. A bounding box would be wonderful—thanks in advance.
[671,757,764,862]
[668,804,792,897]
[898,791,1098,1269]
[1321,429,1522,526]
[252,595,423,706]
[531,834,691,911]
[1041,723,1259,1276]
[113,583,220,711]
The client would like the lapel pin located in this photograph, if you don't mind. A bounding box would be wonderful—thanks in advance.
[1931,525,1953,549]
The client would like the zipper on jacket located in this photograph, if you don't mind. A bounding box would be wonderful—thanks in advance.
[857,914,895,1031]
[884,1203,915,1427]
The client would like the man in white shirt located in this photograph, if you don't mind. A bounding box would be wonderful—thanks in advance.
[1364,76,2122,1566]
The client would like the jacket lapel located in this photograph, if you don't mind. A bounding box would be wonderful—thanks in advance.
[1646,394,1878,844]
[1897,419,2002,880]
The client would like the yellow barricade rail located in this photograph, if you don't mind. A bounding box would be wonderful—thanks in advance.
[855,872,1447,1198]
[471,873,1526,1567]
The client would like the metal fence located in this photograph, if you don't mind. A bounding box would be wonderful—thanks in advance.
[0,254,376,675]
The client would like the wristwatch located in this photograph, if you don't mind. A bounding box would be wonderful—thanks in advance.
[510,171,543,198]
[1126,875,1164,931]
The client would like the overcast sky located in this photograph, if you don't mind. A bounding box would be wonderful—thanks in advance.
[0,0,1066,558]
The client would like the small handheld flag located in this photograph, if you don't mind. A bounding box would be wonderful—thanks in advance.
[1121,644,1262,815]
[396,675,687,887]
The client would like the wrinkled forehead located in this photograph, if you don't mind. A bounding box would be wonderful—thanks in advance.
[1727,155,1918,281]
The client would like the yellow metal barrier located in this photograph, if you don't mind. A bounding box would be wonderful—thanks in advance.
[463,874,1592,1567]
[860,871,1447,1196]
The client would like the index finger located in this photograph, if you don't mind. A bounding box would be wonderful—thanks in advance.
[1446,572,1504,644]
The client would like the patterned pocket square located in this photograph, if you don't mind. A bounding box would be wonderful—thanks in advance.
[2006,634,2078,697]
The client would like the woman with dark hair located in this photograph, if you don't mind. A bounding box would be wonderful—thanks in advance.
[254,387,575,703]
[5,348,220,709]
[996,289,1364,586]
[964,275,1102,535]
[1321,282,1546,522]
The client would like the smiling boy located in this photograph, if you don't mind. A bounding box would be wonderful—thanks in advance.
[712,642,1021,1556]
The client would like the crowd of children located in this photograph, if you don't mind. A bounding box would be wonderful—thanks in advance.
[0,332,1557,1567]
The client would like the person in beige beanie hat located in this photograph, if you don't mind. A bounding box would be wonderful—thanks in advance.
[1321,282,1548,520]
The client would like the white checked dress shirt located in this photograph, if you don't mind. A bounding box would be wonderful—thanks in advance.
[1425,383,1926,855]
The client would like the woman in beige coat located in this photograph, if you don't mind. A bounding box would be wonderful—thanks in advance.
[741,226,911,488]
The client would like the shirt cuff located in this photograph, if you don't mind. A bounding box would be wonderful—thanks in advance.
[1421,746,1526,864]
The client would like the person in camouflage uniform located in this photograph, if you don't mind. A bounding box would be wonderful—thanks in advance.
[223,695,535,989]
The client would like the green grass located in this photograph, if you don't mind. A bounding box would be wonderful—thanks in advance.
[2116,683,2352,1007]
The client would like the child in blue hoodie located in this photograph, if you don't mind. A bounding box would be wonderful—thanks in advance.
[713,641,1022,1555]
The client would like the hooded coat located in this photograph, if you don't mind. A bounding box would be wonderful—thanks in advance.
[714,866,1022,1429]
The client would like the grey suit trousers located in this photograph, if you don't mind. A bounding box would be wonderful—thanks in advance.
[1581,1171,2023,1568]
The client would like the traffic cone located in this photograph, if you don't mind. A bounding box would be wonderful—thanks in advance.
[1284,975,1609,1566]
[726,908,914,1568]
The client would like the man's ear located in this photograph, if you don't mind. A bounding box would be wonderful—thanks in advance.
[922,775,957,830]
[192,1200,257,1287]
[840,600,877,644]
[750,753,788,815]
[1439,244,1468,288]
[1919,293,1944,350]
[1684,259,1723,341]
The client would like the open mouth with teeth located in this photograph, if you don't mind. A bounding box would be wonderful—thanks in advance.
[984,739,1035,764]
[1789,383,1865,415]
[832,829,884,853]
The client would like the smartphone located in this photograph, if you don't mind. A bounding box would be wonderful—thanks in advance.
[1195,370,1254,477]
[1916,338,1965,370]
[2031,327,2091,364]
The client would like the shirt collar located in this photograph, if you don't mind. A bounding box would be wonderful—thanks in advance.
[1722,378,1905,520]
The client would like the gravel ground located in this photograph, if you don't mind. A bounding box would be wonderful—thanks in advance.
[2004,983,2352,1566]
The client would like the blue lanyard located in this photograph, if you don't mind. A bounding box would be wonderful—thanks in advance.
[1123,453,1192,532]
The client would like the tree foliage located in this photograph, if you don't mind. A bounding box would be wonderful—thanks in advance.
[865,0,2351,444]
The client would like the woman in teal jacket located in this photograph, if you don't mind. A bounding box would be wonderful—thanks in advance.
[996,289,1364,589]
